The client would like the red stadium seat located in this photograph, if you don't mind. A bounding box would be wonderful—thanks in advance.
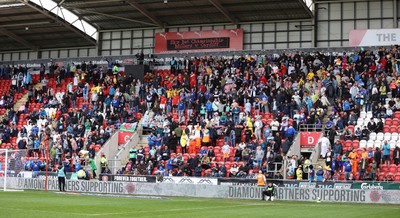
[395,173,400,182]
[352,140,359,149]
[384,126,391,133]
[389,164,397,173]
[389,126,397,133]
[378,172,385,181]
[392,118,399,126]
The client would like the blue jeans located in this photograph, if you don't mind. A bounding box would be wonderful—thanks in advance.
[233,115,239,125]
[255,159,262,167]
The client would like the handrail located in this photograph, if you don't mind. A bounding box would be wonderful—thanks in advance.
[299,124,324,132]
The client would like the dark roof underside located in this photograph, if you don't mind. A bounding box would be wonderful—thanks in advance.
[0,0,312,51]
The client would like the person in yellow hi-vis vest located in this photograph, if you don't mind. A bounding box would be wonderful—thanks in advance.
[257,171,266,187]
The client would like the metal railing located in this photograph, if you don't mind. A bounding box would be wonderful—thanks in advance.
[299,124,324,132]
[265,162,284,178]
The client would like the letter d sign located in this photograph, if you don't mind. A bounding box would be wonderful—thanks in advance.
[308,137,314,145]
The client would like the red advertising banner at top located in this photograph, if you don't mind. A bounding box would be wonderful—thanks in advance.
[154,29,243,54]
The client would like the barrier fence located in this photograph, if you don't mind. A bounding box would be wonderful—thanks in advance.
[6,171,400,191]
[1,177,400,204]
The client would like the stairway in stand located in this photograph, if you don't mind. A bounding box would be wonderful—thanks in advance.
[317,105,333,169]
[13,83,42,112]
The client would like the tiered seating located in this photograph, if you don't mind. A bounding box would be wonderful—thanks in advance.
[383,117,400,133]
[0,79,11,97]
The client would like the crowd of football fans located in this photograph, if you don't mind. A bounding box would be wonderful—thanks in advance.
[1,45,400,181]
[122,46,400,181]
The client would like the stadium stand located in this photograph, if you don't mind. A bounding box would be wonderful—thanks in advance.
[0,0,400,184]
[114,48,399,181]
[0,62,141,178]
[1,48,400,182]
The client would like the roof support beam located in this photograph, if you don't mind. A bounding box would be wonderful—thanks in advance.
[125,0,164,27]
[298,0,313,18]
[208,0,237,24]
[17,0,96,45]
[65,7,156,26]
[0,28,38,50]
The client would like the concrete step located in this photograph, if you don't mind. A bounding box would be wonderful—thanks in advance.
[13,83,42,111]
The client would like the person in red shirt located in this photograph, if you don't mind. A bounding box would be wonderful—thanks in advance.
[190,72,197,88]
[260,75,267,85]
[172,95,180,112]
[280,64,287,77]
[198,83,206,93]
[159,95,167,112]
[177,73,184,84]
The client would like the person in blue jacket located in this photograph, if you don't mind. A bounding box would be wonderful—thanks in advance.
[178,100,185,117]
[206,100,213,120]
[285,125,297,142]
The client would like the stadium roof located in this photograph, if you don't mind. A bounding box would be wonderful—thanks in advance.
[0,0,313,52]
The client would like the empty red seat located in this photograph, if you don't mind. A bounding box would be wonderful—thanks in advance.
[389,164,397,173]
[378,172,385,181]
[352,140,359,148]
[395,173,400,182]
[384,126,390,133]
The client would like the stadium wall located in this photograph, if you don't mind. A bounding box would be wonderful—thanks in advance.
[315,0,400,47]
[0,1,398,61]
[2,177,400,204]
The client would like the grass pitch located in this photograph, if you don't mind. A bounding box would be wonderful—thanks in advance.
[0,191,399,218]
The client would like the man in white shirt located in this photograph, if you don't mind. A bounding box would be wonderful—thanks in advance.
[270,119,280,136]
[254,116,264,141]
[318,135,331,158]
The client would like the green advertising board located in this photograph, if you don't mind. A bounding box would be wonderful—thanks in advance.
[352,182,400,190]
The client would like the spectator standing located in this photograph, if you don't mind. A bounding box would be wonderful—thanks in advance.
[100,154,108,173]
[343,159,352,181]
[382,141,391,166]
[374,147,382,169]
[57,165,66,192]
[393,146,400,165]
